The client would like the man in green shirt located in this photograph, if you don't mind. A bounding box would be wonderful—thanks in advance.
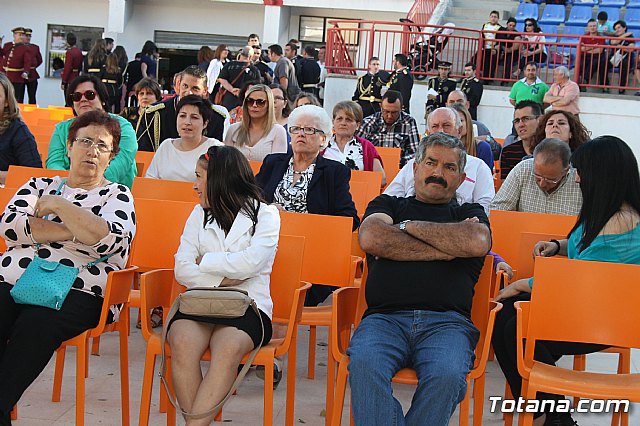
[509,61,549,108]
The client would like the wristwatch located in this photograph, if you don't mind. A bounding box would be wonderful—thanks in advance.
[399,220,411,233]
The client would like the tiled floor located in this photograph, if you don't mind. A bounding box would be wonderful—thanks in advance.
[13,325,640,425]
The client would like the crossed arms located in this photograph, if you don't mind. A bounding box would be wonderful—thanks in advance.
[358,212,491,262]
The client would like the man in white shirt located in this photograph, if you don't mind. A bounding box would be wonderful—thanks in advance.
[384,107,495,213]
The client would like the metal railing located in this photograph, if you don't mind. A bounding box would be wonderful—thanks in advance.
[326,21,640,92]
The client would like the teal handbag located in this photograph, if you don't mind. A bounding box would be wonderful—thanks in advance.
[9,179,114,310]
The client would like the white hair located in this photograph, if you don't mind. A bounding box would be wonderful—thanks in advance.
[555,66,570,78]
[288,105,333,135]
[427,107,461,129]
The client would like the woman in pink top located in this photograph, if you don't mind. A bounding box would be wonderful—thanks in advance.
[224,85,288,161]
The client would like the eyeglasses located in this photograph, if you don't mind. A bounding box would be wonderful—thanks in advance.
[512,115,538,125]
[533,169,569,185]
[525,23,534,27]
[73,137,112,153]
[289,126,325,135]
[245,97,267,107]
[70,90,97,102]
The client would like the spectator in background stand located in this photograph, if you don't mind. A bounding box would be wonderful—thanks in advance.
[597,11,616,36]
[481,11,504,80]
[206,44,230,101]
[513,18,547,79]
[580,19,610,92]
[140,40,159,80]
[543,66,581,118]
[497,17,521,82]
[509,61,549,108]
[113,46,128,72]
[123,52,143,108]
[62,33,84,107]
[268,44,300,103]
[0,73,42,185]
[609,20,635,94]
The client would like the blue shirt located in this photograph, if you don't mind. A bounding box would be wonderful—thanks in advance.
[567,222,640,264]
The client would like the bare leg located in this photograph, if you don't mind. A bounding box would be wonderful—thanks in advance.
[186,326,254,426]
[168,320,214,414]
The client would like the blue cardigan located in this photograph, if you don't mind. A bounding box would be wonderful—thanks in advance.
[0,120,42,171]
[256,153,360,230]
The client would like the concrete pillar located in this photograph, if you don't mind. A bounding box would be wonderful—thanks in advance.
[263,4,290,46]
[107,0,126,34]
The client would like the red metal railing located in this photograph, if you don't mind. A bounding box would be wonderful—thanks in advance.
[326,21,640,93]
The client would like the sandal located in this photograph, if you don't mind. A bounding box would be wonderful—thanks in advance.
[135,307,163,329]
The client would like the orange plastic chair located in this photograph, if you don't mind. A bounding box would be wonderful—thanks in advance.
[349,181,370,219]
[514,257,639,426]
[489,210,577,266]
[5,165,69,188]
[131,177,199,203]
[135,151,155,177]
[330,256,502,426]
[138,234,310,426]
[249,160,262,175]
[374,146,401,185]
[47,266,137,426]
[279,211,359,379]
[350,169,382,194]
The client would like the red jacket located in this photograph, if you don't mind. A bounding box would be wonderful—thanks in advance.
[25,43,43,81]
[1,42,32,84]
[62,46,83,84]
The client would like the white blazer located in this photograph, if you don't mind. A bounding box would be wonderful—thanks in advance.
[174,202,280,317]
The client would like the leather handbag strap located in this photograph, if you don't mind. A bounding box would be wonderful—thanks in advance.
[159,291,264,420]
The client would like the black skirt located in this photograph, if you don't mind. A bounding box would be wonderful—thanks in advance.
[169,307,273,349]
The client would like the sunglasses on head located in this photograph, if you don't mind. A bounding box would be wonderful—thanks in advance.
[70,90,97,102]
[246,97,267,107]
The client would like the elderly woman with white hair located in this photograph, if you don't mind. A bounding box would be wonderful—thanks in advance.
[256,104,359,305]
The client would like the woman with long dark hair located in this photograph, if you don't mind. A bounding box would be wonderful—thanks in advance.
[206,44,229,100]
[493,136,640,426]
[171,145,278,424]
[513,18,548,79]
[140,40,159,79]
[532,109,590,153]
[84,39,107,78]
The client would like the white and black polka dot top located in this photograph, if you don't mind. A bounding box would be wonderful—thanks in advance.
[0,176,136,301]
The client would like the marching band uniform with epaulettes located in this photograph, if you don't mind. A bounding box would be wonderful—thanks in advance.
[24,29,42,105]
[352,70,390,118]
[387,67,413,113]
[460,76,484,120]
[137,96,227,152]
[425,76,457,114]
[1,33,32,103]
[297,57,321,97]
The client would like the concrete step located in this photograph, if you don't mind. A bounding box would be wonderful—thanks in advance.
[447,7,510,19]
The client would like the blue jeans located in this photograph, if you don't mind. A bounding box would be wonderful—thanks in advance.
[347,310,479,426]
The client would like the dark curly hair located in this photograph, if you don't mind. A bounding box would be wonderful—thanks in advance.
[533,110,591,152]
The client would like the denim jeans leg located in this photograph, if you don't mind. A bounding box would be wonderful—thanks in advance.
[405,311,480,426]
[347,312,412,426]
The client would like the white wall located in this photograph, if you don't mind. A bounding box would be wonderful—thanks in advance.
[324,74,640,162]
[0,0,109,108]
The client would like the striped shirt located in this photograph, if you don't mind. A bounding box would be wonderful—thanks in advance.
[490,159,582,215]
[499,139,529,180]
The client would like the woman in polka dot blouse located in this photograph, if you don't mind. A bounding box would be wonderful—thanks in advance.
[0,110,136,422]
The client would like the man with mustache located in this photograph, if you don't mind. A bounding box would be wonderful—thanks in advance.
[348,131,492,425]
[384,107,495,214]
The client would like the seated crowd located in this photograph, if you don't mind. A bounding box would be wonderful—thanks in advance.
[0,28,639,426]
